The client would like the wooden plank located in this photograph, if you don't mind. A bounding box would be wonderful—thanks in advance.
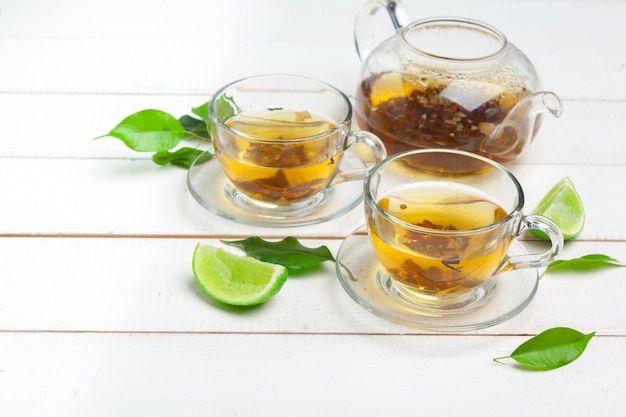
[0,158,620,239]
[0,1,624,99]
[1,94,624,166]
[0,331,623,416]
[0,237,624,335]
[0,158,367,237]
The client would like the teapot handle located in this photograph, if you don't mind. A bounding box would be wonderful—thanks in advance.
[354,0,412,61]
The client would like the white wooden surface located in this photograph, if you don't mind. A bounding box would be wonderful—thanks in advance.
[1,0,625,416]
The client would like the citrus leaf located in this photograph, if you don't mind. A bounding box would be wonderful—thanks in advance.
[213,94,238,120]
[191,102,210,125]
[494,327,595,370]
[179,115,210,141]
[152,147,213,168]
[543,254,626,277]
[222,236,335,271]
[94,109,184,152]
[540,254,626,278]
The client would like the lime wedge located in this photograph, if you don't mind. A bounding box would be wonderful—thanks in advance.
[531,177,585,240]
[192,243,288,306]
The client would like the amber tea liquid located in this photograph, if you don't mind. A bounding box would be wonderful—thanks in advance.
[369,184,510,295]
[215,108,342,204]
[354,70,530,161]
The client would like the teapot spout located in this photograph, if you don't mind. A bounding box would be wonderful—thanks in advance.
[530,91,564,118]
[481,91,563,162]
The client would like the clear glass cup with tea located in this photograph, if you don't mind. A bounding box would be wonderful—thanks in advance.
[364,149,563,314]
[208,74,387,217]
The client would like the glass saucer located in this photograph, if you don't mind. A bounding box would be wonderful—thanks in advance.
[187,151,366,227]
[335,226,539,332]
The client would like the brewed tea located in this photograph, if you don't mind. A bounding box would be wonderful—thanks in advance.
[369,185,510,295]
[355,71,530,159]
[215,108,342,203]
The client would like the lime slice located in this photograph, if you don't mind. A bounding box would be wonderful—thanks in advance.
[531,177,585,240]
[192,243,288,306]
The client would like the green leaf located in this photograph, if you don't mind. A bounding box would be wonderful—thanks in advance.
[543,254,626,277]
[178,115,210,141]
[222,236,335,271]
[152,147,213,168]
[213,94,238,120]
[94,109,184,152]
[493,327,595,370]
[191,102,210,125]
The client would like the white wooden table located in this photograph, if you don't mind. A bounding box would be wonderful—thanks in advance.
[1,0,625,415]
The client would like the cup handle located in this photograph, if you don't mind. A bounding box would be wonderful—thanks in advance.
[500,214,564,272]
[354,0,412,61]
[329,131,387,186]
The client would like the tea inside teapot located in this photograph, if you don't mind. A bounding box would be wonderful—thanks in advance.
[355,68,530,160]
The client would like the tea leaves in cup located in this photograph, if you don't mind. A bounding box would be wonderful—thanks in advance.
[370,186,510,294]
[215,107,340,204]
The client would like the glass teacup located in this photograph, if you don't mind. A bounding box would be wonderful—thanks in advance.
[364,149,563,314]
[209,74,387,217]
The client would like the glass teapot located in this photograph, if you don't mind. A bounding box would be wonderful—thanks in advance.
[353,0,562,163]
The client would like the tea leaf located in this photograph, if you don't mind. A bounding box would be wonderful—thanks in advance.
[178,115,210,141]
[213,94,238,120]
[95,98,237,169]
[493,327,595,370]
[191,96,236,125]
[94,109,184,152]
[152,147,213,168]
[191,102,210,125]
[222,236,335,271]
[542,254,626,277]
